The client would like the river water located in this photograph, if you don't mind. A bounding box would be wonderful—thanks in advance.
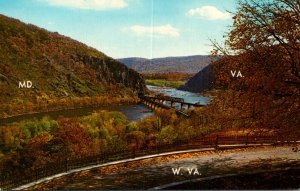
[0,86,209,125]
[147,85,210,105]
[0,104,154,125]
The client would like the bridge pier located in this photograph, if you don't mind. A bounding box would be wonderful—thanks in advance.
[171,101,175,108]
[150,102,154,109]
[139,95,205,117]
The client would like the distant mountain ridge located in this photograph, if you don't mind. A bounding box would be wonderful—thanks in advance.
[178,64,214,93]
[118,55,212,74]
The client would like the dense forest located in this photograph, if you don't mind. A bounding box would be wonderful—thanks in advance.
[0,108,220,177]
[0,14,146,118]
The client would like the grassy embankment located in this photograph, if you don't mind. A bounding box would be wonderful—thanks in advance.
[143,73,192,88]
[145,79,185,88]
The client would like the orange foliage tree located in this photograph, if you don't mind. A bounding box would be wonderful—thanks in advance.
[21,132,53,170]
[211,0,300,137]
[50,118,95,157]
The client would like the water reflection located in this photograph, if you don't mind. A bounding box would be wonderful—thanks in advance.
[0,104,154,125]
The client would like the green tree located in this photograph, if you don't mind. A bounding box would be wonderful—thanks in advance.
[157,126,177,145]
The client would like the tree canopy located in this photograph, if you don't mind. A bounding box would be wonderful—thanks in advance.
[211,0,300,135]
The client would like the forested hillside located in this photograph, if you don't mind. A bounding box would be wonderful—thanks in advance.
[178,64,213,92]
[0,14,146,117]
[118,55,212,74]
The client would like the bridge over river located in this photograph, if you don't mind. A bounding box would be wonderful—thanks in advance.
[139,94,205,116]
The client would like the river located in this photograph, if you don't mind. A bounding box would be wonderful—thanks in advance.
[0,85,210,125]
[147,85,210,105]
[0,104,154,125]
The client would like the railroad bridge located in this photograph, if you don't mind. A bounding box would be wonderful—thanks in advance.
[139,94,205,117]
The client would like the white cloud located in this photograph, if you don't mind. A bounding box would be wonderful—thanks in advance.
[128,24,179,38]
[42,0,127,10]
[187,6,230,20]
[47,21,55,25]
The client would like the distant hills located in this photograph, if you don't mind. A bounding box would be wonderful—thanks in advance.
[178,64,214,93]
[118,55,215,93]
[118,55,212,74]
[0,14,145,116]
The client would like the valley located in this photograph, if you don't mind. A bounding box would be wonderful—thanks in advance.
[0,0,299,189]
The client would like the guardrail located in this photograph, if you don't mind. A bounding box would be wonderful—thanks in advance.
[0,135,298,190]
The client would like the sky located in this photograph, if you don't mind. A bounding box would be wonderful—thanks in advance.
[0,0,237,59]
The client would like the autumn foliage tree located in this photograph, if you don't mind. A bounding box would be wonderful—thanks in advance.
[21,132,53,170]
[211,0,300,137]
[50,118,94,157]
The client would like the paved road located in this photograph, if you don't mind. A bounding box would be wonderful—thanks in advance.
[24,145,299,190]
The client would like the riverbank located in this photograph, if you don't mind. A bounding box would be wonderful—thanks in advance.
[146,79,185,88]
[0,85,209,121]
[0,104,154,125]
[26,145,299,190]
[0,95,139,119]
